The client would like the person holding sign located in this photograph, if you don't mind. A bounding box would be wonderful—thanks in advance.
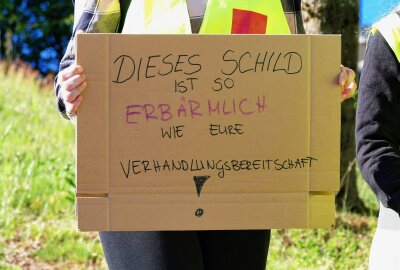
[55,0,356,269]
[356,6,400,270]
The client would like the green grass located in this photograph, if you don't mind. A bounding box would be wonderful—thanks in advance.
[0,66,106,268]
[0,65,380,269]
[267,162,379,269]
[268,213,377,269]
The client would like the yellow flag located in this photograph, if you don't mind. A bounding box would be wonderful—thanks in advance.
[122,0,191,34]
[373,13,400,62]
[122,0,290,35]
[200,0,290,34]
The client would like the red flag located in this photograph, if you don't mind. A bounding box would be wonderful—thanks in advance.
[231,8,268,34]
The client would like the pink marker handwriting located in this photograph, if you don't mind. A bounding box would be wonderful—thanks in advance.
[126,96,266,124]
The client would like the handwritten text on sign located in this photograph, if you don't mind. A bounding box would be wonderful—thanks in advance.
[107,45,313,183]
[112,49,302,126]
[76,34,341,230]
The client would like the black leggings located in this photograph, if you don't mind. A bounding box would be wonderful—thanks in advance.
[99,230,271,270]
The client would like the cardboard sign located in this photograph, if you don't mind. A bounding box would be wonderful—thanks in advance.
[76,34,341,231]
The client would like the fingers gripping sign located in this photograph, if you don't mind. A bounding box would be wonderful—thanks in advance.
[338,65,357,102]
[59,64,86,121]
[59,30,87,121]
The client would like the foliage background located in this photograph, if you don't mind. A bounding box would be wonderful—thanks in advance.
[0,0,73,73]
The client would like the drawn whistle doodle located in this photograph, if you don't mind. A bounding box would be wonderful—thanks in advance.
[193,175,211,217]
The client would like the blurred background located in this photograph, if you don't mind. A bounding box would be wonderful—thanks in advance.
[0,0,399,269]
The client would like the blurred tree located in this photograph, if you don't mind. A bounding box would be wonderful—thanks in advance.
[320,0,367,213]
[0,0,18,63]
[0,0,73,73]
[303,0,367,213]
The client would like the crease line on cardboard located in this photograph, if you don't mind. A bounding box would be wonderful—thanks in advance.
[309,191,334,196]
[75,35,79,204]
[307,35,311,228]
[106,34,110,230]
[76,193,109,198]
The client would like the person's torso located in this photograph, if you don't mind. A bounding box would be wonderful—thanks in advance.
[373,11,400,230]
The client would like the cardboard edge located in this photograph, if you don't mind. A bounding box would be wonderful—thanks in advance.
[77,197,109,231]
[76,34,110,194]
[309,193,335,228]
[309,35,341,192]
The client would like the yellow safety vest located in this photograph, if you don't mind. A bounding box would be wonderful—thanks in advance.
[372,12,400,62]
[122,0,290,34]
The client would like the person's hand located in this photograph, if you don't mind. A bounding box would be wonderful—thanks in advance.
[58,63,86,121]
[338,65,357,102]
[58,30,86,121]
